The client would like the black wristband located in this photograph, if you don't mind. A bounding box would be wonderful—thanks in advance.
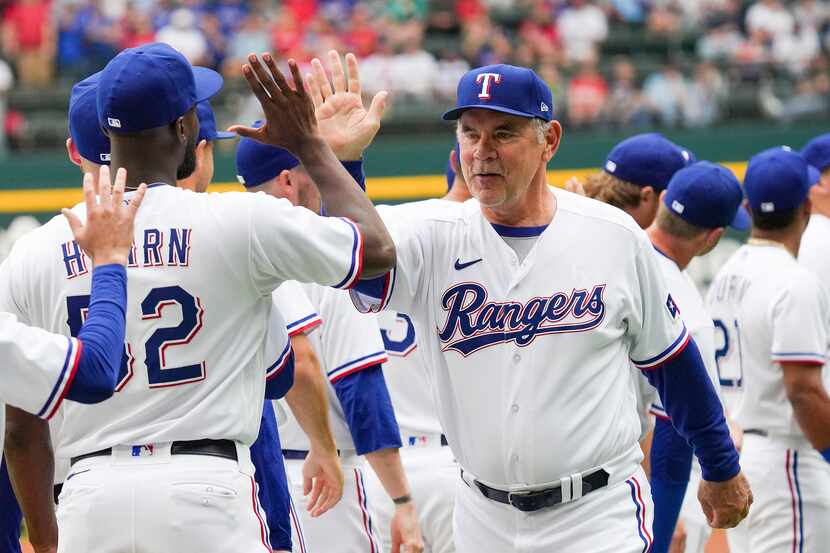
[392,494,412,505]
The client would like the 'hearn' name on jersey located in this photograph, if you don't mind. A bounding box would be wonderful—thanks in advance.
[61,227,193,278]
[437,282,606,356]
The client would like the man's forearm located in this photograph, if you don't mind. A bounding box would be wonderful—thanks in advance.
[4,406,57,550]
[293,136,394,278]
[285,336,336,452]
[365,447,410,500]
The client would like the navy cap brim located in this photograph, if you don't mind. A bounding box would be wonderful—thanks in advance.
[213,130,236,140]
[442,104,538,121]
[193,67,224,103]
[730,205,751,231]
[808,165,821,186]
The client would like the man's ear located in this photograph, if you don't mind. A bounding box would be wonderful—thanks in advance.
[195,139,208,161]
[706,227,725,247]
[277,169,292,189]
[176,116,188,143]
[641,186,657,203]
[66,138,82,167]
[543,120,563,161]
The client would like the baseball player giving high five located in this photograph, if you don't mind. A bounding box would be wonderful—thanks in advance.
[350,63,751,552]
[1,43,395,553]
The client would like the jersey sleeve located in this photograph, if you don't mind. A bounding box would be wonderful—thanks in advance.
[272,280,322,336]
[263,304,294,384]
[770,271,829,366]
[628,237,690,370]
[0,312,81,419]
[246,193,364,294]
[314,286,388,383]
[350,204,430,316]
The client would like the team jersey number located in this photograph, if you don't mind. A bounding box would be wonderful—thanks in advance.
[713,318,743,389]
[380,312,417,356]
[66,285,206,390]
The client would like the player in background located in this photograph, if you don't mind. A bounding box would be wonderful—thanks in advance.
[0,167,145,553]
[236,52,422,553]
[345,62,750,552]
[799,133,830,288]
[1,72,136,553]
[176,100,343,553]
[364,147,471,553]
[2,43,395,553]
[707,147,830,553]
[578,133,694,229]
[642,162,750,553]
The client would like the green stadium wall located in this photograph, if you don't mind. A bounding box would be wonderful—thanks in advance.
[0,122,825,226]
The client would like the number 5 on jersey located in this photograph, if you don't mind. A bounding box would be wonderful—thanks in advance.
[66,285,206,390]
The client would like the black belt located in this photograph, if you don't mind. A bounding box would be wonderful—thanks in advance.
[70,439,238,467]
[441,434,449,446]
[283,449,346,460]
[462,468,610,512]
[743,428,768,437]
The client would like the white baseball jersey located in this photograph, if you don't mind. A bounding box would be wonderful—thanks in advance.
[706,242,830,441]
[352,189,688,488]
[274,281,388,451]
[648,248,721,420]
[0,311,81,453]
[800,213,830,290]
[0,184,364,458]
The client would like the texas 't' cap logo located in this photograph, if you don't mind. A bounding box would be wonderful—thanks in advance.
[476,73,502,100]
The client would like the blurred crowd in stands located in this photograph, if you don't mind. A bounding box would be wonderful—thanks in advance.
[0,0,827,154]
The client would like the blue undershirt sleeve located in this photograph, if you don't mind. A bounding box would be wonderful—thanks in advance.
[332,364,402,455]
[342,160,365,192]
[641,337,740,483]
[265,349,295,400]
[649,417,694,553]
[68,264,127,404]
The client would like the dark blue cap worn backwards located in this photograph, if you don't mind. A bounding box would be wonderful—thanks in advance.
[744,146,818,214]
[663,161,750,230]
[236,121,300,188]
[801,132,830,172]
[604,133,695,191]
[97,42,224,134]
[442,64,553,121]
[69,71,111,165]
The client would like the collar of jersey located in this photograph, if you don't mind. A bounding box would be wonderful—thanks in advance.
[145,182,171,189]
[490,223,548,238]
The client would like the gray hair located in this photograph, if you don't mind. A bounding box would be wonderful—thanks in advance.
[455,117,553,145]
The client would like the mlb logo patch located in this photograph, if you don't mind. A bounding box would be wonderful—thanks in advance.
[107,117,122,128]
[131,444,155,457]
[665,294,680,319]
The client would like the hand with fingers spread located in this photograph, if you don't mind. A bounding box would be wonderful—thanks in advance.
[564,176,586,196]
[306,51,388,160]
[302,446,344,517]
[698,471,753,529]
[62,166,147,267]
[228,53,320,154]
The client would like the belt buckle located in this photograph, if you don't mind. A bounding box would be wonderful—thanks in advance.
[507,488,553,512]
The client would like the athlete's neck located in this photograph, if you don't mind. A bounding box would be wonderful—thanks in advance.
[749,228,802,258]
[647,227,696,271]
[110,140,181,191]
[480,181,555,227]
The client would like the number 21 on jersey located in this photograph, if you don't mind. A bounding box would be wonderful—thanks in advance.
[713,318,744,389]
[66,285,206,390]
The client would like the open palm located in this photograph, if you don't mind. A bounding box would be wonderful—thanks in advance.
[306,51,388,160]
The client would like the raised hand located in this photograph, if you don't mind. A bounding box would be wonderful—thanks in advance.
[62,166,146,267]
[305,50,388,160]
[228,53,320,154]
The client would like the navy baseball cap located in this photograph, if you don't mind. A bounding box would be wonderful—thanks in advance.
[69,72,111,165]
[97,42,224,134]
[744,146,816,213]
[236,121,300,188]
[663,161,750,230]
[801,133,830,172]
[604,133,694,191]
[442,64,553,121]
[196,100,235,143]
